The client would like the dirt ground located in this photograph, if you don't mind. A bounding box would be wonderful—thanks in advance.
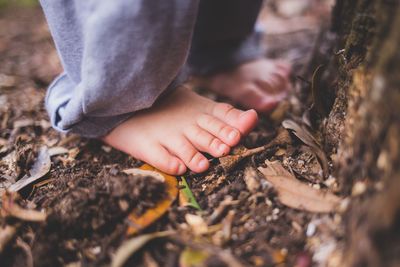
[0,1,359,267]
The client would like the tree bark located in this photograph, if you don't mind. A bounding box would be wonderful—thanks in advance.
[327,0,400,266]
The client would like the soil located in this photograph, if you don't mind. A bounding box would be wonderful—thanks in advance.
[0,1,367,267]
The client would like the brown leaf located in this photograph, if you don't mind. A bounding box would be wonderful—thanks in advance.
[126,164,178,235]
[8,146,51,192]
[282,120,329,177]
[258,161,340,213]
[219,129,292,172]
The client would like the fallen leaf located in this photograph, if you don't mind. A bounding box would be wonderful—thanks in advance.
[263,160,295,178]
[179,247,210,267]
[8,146,51,192]
[126,164,178,235]
[179,176,201,210]
[258,161,340,213]
[219,129,291,172]
[282,120,329,177]
[1,192,47,222]
[111,231,173,267]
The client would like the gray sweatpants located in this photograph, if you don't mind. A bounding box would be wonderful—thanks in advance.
[40,0,264,138]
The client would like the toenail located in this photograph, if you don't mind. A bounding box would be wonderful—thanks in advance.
[228,130,238,140]
[198,159,208,169]
[240,109,255,118]
[218,143,228,153]
[178,163,186,174]
[239,110,250,118]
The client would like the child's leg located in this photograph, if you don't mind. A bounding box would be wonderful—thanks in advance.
[41,1,258,175]
[189,0,291,112]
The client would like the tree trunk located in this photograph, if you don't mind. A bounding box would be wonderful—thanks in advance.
[326,0,400,266]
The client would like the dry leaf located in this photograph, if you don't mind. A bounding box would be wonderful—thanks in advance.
[263,160,295,178]
[219,129,291,172]
[1,192,47,222]
[126,164,178,235]
[8,146,51,192]
[282,120,329,177]
[258,161,340,213]
[111,231,173,267]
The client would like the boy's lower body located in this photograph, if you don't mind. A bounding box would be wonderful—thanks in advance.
[40,0,290,175]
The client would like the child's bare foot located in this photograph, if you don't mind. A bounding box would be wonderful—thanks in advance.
[203,58,291,113]
[102,86,258,175]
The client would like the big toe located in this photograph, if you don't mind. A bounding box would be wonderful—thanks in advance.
[139,143,187,175]
[211,103,258,135]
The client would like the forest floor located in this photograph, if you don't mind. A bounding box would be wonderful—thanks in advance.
[0,1,361,267]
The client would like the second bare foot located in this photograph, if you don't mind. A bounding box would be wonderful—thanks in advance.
[203,58,291,113]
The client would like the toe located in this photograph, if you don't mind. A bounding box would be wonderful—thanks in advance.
[140,143,186,175]
[275,60,292,76]
[184,125,230,157]
[164,137,209,173]
[211,102,258,135]
[197,114,241,146]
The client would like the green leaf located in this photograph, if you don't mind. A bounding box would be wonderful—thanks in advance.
[179,176,202,211]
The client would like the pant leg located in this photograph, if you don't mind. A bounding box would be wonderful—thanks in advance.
[40,0,199,138]
[188,0,264,75]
